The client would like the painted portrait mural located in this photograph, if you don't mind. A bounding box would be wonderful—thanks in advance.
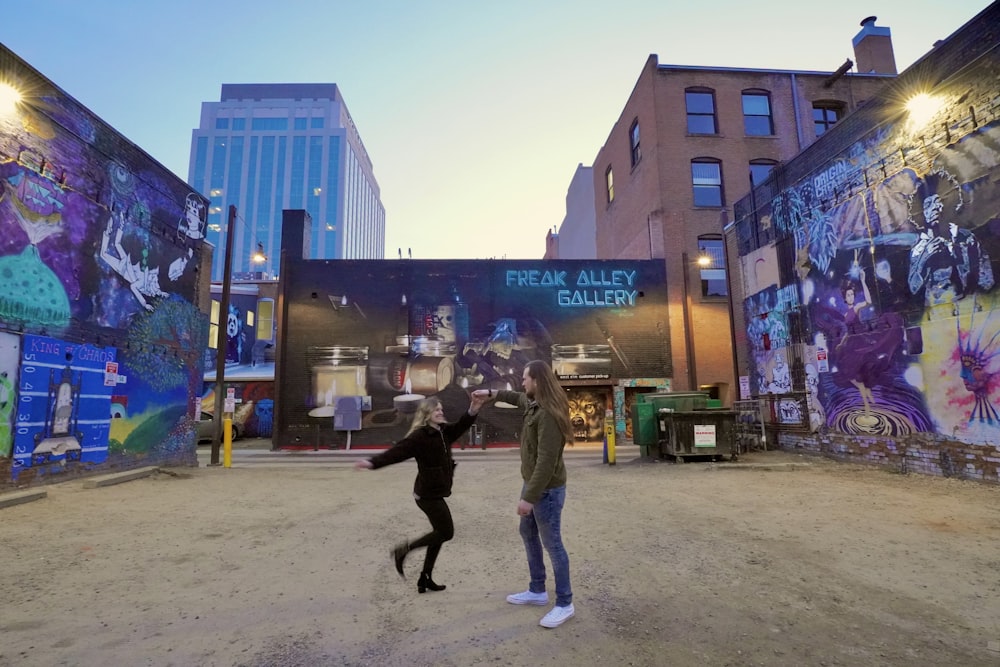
[0,46,209,484]
[738,58,1000,446]
[277,260,670,447]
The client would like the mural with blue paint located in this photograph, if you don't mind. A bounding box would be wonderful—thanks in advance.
[0,44,209,485]
[736,57,1000,445]
[276,260,670,447]
[13,335,116,471]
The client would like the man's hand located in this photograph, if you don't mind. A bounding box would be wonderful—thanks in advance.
[516,499,533,517]
[468,391,488,415]
[354,459,373,471]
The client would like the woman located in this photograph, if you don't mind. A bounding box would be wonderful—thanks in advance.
[355,394,485,593]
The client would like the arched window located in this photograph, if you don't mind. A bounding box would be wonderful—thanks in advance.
[685,87,717,134]
[691,158,723,207]
[742,89,774,136]
[697,236,727,297]
[812,100,845,136]
[749,158,778,186]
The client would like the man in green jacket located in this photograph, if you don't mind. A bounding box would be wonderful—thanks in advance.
[474,360,576,628]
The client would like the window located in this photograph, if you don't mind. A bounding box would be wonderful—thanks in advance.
[311,117,324,129]
[813,101,843,136]
[691,159,723,207]
[749,159,778,186]
[742,90,774,136]
[232,118,246,131]
[628,120,641,167]
[698,237,727,297]
[215,117,230,130]
[209,300,220,349]
[294,118,308,130]
[685,88,717,134]
[251,118,289,131]
[256,299,274,341]
[605,166,614,203]
[628,119,641,167]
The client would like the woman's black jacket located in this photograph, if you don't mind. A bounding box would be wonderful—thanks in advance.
[367,412,476,499]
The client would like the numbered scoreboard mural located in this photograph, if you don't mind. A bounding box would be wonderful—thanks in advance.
[12,335,116,471]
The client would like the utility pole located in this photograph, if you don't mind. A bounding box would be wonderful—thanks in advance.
[210,205,237,465]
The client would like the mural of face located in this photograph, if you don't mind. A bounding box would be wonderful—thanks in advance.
[923,194,944,229]
[181,194,206,240]
[227,310,240,338]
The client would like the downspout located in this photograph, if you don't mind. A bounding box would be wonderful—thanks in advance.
[790,73,804,152]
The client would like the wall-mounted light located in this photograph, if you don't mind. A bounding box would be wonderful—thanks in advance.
[0,81,23,116]
[696,254,712,267]
[904,92,945,133]
[252,242,266,263]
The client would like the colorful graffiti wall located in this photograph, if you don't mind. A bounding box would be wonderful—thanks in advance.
[0,45,209,487]
[732,11,1000,474]
[276,260,670,447]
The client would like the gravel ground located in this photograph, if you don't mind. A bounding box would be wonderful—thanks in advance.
[1,449,999,666]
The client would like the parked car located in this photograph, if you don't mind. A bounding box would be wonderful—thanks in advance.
[196,411,242,444]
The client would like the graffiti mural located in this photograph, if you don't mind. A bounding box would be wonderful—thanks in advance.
[12,335,116,472]
[0,45,209,485]
[201,381,276,439]
[738,57,1000,445]
[277,260,670,447]
[566,387,609,443]
[0,332,21,458]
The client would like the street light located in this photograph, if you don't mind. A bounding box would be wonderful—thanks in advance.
[252,242,266,264]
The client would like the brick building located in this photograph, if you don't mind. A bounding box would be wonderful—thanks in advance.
[591,19,897,401]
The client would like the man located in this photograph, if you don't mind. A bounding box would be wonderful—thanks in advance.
[473,360,576,628]
[908,189,993,308]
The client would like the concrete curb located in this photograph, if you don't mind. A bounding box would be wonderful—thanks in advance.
[82,466,160,489]
[0,489,48,509]
[704,462,814,471]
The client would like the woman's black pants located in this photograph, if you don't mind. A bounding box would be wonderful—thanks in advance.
[408,497,454,575]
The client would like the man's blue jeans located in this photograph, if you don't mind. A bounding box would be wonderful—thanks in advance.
[520,485,572,607]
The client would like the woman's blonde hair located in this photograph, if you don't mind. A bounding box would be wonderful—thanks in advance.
[405,398,443,437]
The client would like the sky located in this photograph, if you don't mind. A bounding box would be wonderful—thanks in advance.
[2,0,993,260]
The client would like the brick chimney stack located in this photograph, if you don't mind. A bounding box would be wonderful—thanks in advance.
[852,16,897,74]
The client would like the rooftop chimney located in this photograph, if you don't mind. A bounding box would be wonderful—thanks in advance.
[852,16,897,75]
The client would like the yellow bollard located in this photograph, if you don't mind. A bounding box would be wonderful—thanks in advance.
[605,410,616,465]
[223,417,232,468]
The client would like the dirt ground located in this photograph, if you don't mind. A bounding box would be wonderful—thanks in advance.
[2,448,999,667]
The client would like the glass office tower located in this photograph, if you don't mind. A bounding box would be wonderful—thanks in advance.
[188,84,385,281]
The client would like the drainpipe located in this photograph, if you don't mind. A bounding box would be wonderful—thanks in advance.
[790,73,804,152]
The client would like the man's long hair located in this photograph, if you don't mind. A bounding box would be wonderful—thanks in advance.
[525,360,574,446]
[405,398,442,437]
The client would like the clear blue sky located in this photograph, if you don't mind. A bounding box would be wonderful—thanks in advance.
[2,0,991,260]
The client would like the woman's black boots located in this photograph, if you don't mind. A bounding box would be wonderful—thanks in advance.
[417,572,446,593]
[392,542,409,578]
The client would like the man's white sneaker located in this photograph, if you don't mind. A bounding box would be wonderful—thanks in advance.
[506,590,549,606]
[539,603,575,628]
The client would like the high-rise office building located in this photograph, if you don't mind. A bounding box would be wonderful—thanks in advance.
[188,83,385,281]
